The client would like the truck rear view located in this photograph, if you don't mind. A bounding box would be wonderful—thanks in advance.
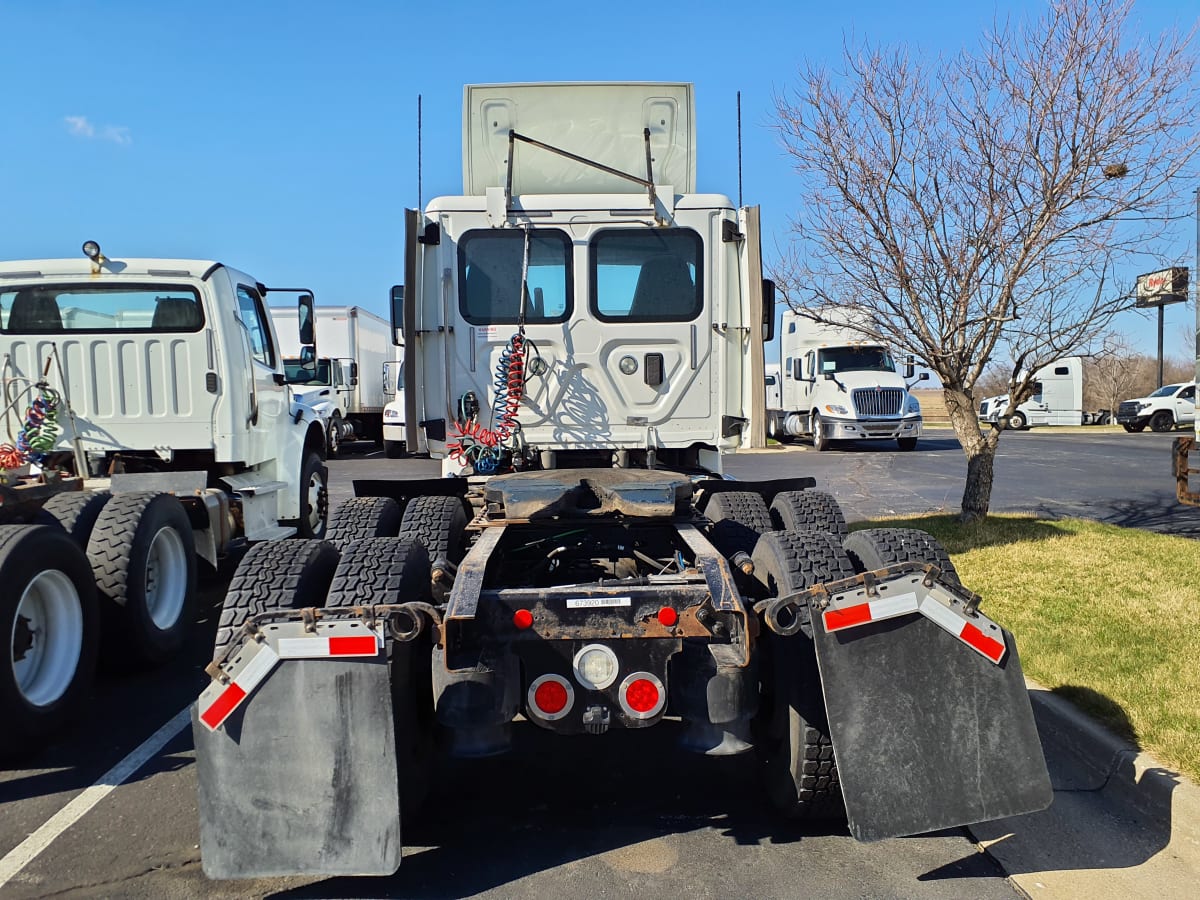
[192,83,1051,881]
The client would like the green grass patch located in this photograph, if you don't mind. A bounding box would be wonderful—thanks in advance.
[850,514,1200,782]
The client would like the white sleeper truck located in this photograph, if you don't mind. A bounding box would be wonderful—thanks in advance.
[978,356,1086,429]
[0,243,330,756]
[271,304,400,454]
[192,83,1051,880]
[769,312,925,451]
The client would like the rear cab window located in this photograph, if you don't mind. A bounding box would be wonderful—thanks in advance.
[589,229,703,323]
[458,229,572,325]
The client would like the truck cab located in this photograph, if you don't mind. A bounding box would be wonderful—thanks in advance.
[0,248,329,542]
[978,357,1084,430]
[772,312,924,451]
[395,83,769,476]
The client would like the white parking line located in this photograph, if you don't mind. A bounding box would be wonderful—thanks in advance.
[0,705,192,889]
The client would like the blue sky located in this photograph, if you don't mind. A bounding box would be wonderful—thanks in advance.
[1,0,1195,359]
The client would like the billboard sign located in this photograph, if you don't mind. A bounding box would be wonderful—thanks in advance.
[1135,267,1188,308]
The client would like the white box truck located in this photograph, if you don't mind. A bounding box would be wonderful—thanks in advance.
[769,312,925,451]
[271,305,400,454]
[978,357,1086,429]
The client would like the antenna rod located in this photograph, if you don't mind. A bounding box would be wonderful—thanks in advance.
[417,94,423,212]
[737,90,743,208]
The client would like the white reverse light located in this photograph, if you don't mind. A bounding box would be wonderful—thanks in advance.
[572,643,619,690]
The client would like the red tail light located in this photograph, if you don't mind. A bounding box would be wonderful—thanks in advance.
[527,674,574,721]
[618,672,666,719]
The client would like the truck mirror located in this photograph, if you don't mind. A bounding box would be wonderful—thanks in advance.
[904,355,916,379]
[299,345,316,372]
[349,361,359,387]
[919,372,929,382]
[762,279,776,342]
[390,285,404,337]
[298,293,316,346]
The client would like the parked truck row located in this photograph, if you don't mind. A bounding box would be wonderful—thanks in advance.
[0,245,331,756]
[189,82,1052,881]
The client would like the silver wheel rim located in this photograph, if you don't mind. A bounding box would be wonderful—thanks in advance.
[12,569,84,707]
[144,526,189,630]
[329,421,340,452]
[306,469,326,532]
[813,414,825,450]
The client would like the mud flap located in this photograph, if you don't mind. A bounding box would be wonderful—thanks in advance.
[192,653,401,878]
[813,610,1052,842]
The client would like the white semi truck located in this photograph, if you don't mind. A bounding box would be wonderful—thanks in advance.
[271,305,400,454]
[768,312,925,451]
[978,356,1086,429]
[0,242,330,757]
[193,83,1051,880]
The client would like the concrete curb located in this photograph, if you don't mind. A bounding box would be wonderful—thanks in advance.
[967,679,1200,899]
[1024,681,1190,834]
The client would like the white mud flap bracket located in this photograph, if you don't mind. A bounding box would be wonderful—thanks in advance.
[192,618,401,879]
[799,564,1053,842]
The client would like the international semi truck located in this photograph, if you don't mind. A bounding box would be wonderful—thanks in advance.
[191,83,1051,880]
[768,311,926,451]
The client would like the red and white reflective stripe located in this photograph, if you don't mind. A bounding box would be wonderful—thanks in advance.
[277,634,381,659]
[822,592,919,632]
[916,596,1006,664]
[822,592,1007,665]
[198,644,281,732]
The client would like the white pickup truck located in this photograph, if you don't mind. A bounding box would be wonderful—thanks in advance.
[1116,382,1196,433]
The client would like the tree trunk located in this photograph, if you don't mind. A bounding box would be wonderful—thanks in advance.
[943,387,1000,522]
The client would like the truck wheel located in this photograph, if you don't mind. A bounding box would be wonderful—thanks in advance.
[843,528,960,586]
[0,525,99,759]
[87,493,198,667]
[326,497,403,543]
[705,491,773,559]
[41,490,111,549]
[897,436,918,451]
[1150,411,1174,433]
[213,539,340,656]
[326,538,435,818]
[811,412,829,451]
[290,451,329,540]
[751,530,855,819]
[327,414,343,458]
[1007,411,1027,430]
[398,495,469,564]
[384,440,407,459]
[769,490,847,538]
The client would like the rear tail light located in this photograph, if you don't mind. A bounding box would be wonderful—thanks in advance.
[618,672,666,719]
[527,674,574,721]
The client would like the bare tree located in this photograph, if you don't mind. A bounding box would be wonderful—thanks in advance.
[772,0,1200,520]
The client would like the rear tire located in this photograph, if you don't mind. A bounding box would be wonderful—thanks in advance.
[398,495,469,564]
[0,525,99,759]
[41,490,111,549]
[326,497,403,543]
[326,538,435,819]
[1007,411,1027,430]
[87,492,197,667]
[769,490,847,539]
[843,528,960,586]
[1150,411,1174,433]
[213,539,340,655]
[751,530,855,819]
[705,491,773,559]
